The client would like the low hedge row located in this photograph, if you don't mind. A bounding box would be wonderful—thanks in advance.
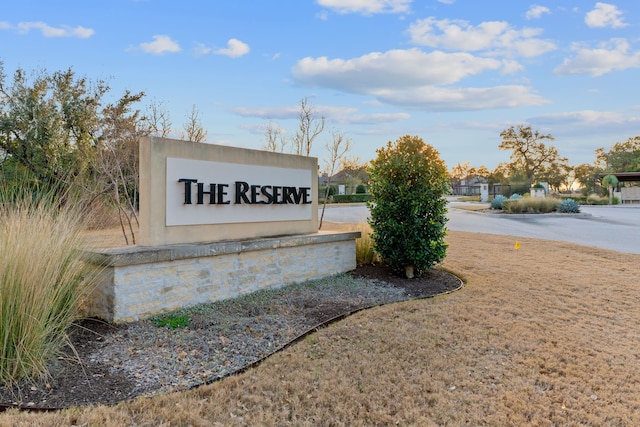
[331,194,373,203]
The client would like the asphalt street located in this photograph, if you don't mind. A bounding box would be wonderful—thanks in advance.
[318,200,640,255]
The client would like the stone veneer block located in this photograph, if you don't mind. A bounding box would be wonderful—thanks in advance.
[84,231,359,322]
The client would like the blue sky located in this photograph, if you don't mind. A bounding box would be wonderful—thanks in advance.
[2,1,639,171]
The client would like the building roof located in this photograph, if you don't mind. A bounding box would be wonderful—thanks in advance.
[599,172,640,182]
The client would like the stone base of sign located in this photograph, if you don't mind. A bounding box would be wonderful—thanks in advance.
[84,231,360,323]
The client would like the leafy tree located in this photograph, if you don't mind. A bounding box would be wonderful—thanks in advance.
[537,160,571,192]
[0,61,147,243]
[368,135,449,278]
[595,136,640,172]
[339,156,369,184]
[573,163,603,195]
[498,125,565,188]
[0,64,107,186]
[449,161,471,187]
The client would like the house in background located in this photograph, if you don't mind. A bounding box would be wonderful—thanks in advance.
[319,167,370,195]
[599,172,640,204]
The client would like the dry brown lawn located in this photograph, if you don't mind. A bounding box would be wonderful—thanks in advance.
[2,230,639,426]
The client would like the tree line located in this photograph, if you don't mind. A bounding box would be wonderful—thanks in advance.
[451,124,640,195]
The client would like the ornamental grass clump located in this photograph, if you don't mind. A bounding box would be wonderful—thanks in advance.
[352,221,379,266]
[0,188,94,384]
[502,197,559,214]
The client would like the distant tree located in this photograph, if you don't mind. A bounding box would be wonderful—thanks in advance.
[450,161,471,187]
[573,163,603,195]
[368,135,449,279]
[181,104,207,143]
[339,156,369,184]
[595,136,640,172]
[263,120,288,152]
[499,125,565,188]
[319,130,351,229]
[468,165,491,182]
[292,97,324,156]
[145,99,172,138]
[537,159,571,192]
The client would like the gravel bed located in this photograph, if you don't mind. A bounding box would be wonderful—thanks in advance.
[0,266,462,409]
[89,275,410,398]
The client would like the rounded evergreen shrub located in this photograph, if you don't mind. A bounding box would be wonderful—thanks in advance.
[355,184,367,194]
[368,135,449,278]
[558,198,580,213]
[491,194,507,209]
[510,193,522,199]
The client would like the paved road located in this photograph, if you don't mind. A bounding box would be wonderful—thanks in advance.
[319,201,640,254]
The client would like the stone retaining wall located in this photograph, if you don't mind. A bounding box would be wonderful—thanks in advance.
[85,231,359,322]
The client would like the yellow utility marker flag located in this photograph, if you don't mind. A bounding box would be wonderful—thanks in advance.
[514,241,521,250]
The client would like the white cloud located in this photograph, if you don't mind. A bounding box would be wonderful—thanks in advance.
[500,59,525,74]
[214,38,250,58]
[528,110,640,137]
[292,48,548,111]
[139,35,181,55]
[533,110,629,125]
[316,0,411,15]
[585,2,627,28]
[407,17,556,57]
[437,0,455,4]
[293,49,504,91]
[554,38,640,76]
[7,21,94,38]
[525,5,551,20]
[371,85,548,111]
[233,104,410,125]
[193,43,212,56]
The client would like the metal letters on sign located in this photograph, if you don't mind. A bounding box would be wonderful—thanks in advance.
[165,158,313,226]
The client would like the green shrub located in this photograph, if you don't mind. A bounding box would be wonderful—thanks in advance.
[557,198,580,213]
[491,195,507,209]
[0,188,95,384]
[510,193,522,199]
[151,314,191,329]
[331,194,373,203]
[368,135,449,278]
[355,184,367,194]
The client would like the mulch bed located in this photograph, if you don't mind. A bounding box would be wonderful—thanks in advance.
[0,264,462,411]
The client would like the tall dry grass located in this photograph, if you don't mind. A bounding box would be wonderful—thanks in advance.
[502,196,560,213]
[352,221,379,265]
[0,189,95,384]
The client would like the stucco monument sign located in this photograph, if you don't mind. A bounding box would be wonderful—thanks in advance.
[87,137,359,322]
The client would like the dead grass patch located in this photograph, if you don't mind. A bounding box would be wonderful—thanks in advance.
[3,232,639,425]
